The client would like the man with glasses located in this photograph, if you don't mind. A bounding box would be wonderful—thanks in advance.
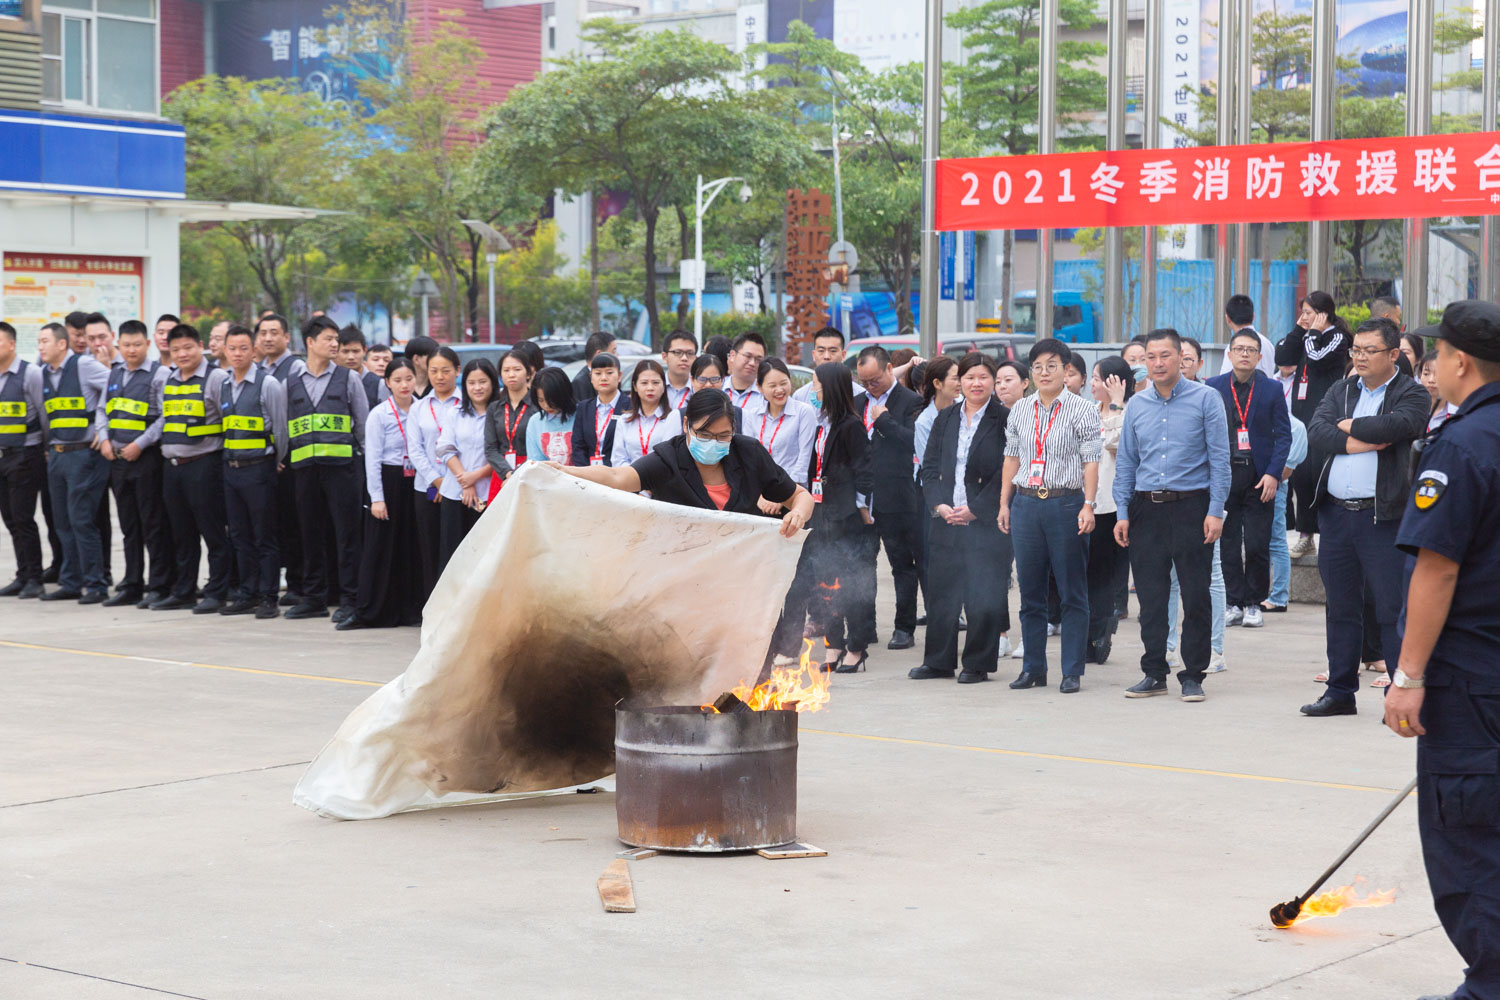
[723,332,768,414]
[1206,331,1291,631]
[660,330,697,411]
[1300,318,1428,717]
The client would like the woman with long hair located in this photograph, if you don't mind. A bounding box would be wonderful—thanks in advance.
[341,358,422,631]
[1275,289,1351,556]
[408,345,461,601]
[435,358,497,572]
[484,349,536,489]
[611,359,681,466]
[526,366,578,465]
[1085,356,1135,663]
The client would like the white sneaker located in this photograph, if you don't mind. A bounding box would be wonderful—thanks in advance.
[1207,651,1227,673]
[1242,606,1264,628]
[1289,535,1316,558]
[1166,647,1182,668]
[1225,605,1244,627]
[997,635,1012,658]
[1046,622,1061,637]
[1010,641,1025,659]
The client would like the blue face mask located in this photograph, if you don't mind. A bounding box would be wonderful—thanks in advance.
[687,435,731,465]
[809,390,822,409]
[1131,365,1149,385]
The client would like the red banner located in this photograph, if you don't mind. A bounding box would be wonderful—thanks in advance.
[936,131,1500,231]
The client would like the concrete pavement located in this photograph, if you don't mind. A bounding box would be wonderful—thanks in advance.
[0,548,1464,1000]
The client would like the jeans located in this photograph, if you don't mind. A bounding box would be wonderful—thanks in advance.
[1011,493,1090,678]
[1168,539,1225,654]
[1267,480,1290,607]
[1317,504,1404,702]
[47,447,110,594]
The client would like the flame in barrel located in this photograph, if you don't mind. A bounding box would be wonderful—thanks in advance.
[704,640,832,714]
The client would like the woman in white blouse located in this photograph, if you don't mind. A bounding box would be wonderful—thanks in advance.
[751,358,818,512]
[341,358,422,631]
[610,360,681,468]
[1086,356,1135,665]
[435,358,496,573]
[407,346,461,600]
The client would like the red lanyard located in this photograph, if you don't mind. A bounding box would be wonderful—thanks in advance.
[636,415,660,456]
[502,401,527,448]
[674,385,691,410]
[593,399,616,460]
[863,400,878,434]
[758,412,786,452]
[1033,398,1061,463]
[730,386,754,407]
[1232,379,1255,428]
[813,426,826,482]
[389,398,409,450]
[427,397,446,435]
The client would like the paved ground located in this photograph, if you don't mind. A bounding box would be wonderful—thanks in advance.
[0,540,1465,1000]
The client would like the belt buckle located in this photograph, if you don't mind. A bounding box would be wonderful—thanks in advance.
[1036,486,1049,500]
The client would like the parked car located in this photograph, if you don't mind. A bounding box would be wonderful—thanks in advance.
[534,337,653,366]
[562,357,814,393]
[1009,290,1100,342]
[843,334,1028,369]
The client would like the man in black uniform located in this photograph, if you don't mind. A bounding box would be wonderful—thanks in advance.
[255,313,307,606]
[1385,299,1500,1000]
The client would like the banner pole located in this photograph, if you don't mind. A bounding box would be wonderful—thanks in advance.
[1235,0,1253,304]
[1481,0,1499,303]
[1141,0,1161,335]
[1104,0,1128,343]
[1213,0,1234,325]
[1037,0,1059,340]
[1307,0,1336,294]
[920,0,943,357]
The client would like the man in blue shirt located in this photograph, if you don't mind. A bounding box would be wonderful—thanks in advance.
[1113,328,1230,702]
[1301,318,1428,717]
[1384,299,1500,1000]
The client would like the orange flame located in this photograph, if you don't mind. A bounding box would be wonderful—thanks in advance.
[815,578,842,592]
[1286,879,1396,927]
[706,640,832,714]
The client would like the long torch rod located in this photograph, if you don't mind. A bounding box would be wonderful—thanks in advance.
[1270,775,1418,927]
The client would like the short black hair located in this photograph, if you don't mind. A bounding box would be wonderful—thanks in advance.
[367,343,393,357]
[661,329,696,355]
[682,387,735,432]
[1144,327,1182,352]
[253,313,288,336]
[1180,336,1204,360]
[1129,333,1149,346]
[1064,353,1087,378]
[1355,318,1401,351]
[404,336,439,361]
[302,316,340,342]
[731,331,766,353]
[499,349,535,375]
[0,321,15,341]
[509,340,544,373]
[703,335,732,371]
[958,351,998,378]
[1027,338,1072,367]
[584,331,616,360]
[1370,294,1401,318]
[531,367,577,421]
[458,357,499,417]
[856,345,891,367]
[1229,328,1262,350]
[812,325,845,347]
[39,322,67,343]
[1225,294,1254,327]
[384,356,415,380]
[997,359,1029,384]
[118,320,148,339]
[65,311,89,330]
[338,324,366,349]
[156,313,182,328]
[84,311,111,330]
[756,357,791,386]
[224,324,255,344]
[167,323,201,345]
[589,352,620,371]
[430,346,460,372]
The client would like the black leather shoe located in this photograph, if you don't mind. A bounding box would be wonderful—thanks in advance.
[1125,676,1170,698]
[77,591,107,605]
[1009,671,1047,689]
[192,597,223,615]
[219,599,257,616]
[1300,694,1357,717]
[137,590,163,609]
[908,664,955,680]
[42,564,59,584]
[1060,676,1082,694]
[149,594,194,611]
[335,615,371,631]
[957,670,990,684]
[255,600,280,620]
[835,650,868,673]
[19,581,43,599]
[285,603,330,620]
[102,590,141,607]
[887,629,915,650]
[0,577,23,597]
[1181,679,1206,702]
[279,591,305,608]
[331,606,356,625]
[40,589,81,602]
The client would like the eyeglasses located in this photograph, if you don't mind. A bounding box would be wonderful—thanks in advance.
[1030,363,1062,375]
[689,426,735,444]
[1229,346,1260,356]
[666,349,696,359]
[693,375,723,387]
[1349,346,1394,359]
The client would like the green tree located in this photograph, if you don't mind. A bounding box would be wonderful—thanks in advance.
[164,76,351,316]
[493,221,594,336]
[947,0,1106,331]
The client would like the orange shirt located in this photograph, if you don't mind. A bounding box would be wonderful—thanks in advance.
[705,482,731,510]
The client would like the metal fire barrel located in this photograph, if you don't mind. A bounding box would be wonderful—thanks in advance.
[615,704,798,852]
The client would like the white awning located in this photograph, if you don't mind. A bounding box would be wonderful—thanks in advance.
[0,189,340,222]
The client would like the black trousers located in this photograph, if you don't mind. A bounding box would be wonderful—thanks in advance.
[294,462,363,610]
[1289,456,1321,534]
[1086,511,1120,645]
[224,458,280,601]
[275,467,303,597]
[109,448,171,594]
[355,466,422,626]
[94,482,111,582]
[875,507,924,633]
[162,455,232,601]
[1316,504,1404,702]
[0,445,44,583]
[1417,669,1500,1000]
[1128,492,1213,682]
[1221,460,1273,609]
[923,518,1009,675]
[414,487,443,600]
[802,516,878,655]
[39,462,61,570]
[438,496,482,576]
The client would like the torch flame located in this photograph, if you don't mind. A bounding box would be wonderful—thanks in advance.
[705,640,831,714]
[1286,879,1396,927]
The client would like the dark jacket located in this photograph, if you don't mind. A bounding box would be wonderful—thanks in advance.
[856,382,922,512]
[1275,325,1350,425]
[484,396,535,476]
[1205,370,1292,482]
[809,416,872,529]
[571,365,596,404]
[570,394,629,466]
[633,434,796,515]
[1307,371,1429,522]
[921,400,1009,524]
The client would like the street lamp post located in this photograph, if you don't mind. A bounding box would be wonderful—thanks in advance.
[462,220,512,344]
[692,174,750,346]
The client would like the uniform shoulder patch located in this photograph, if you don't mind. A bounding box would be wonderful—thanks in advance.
[1414,469,1449,511]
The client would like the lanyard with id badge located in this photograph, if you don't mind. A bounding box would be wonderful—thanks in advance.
[389,399,416,478]
[501,401,527,469]
[1028,399,1061,497]
[811,426,826,502]
[1232,381,1255,452]
[591,401,616,466]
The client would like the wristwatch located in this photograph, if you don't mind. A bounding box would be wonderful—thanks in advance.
[1392,668,1425,689]
[1083,499,1097,508]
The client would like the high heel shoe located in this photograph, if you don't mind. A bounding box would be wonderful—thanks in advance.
[835,650,869,673]
[821,649,845,673]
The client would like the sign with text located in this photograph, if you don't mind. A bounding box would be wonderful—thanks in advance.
[2,253,144,359]
[936,132,1500,232]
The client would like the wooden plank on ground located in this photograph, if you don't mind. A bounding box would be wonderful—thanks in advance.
[757,842,827,860]
[597,859,636,912]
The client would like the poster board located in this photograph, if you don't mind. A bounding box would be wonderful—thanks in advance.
[2,253,143,359]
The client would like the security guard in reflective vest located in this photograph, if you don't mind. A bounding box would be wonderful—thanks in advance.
[1385,300,1500,1000]
[0,320,47,598]
[254,312,307,607]
[284,316,367,623]
[219,324,287,619]
[37,322,111,603]
[151,324,234,614]
[98,319,172,608]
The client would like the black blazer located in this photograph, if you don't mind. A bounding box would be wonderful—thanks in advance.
[633,434,796,515]
[857,382,923,512]
[921,401,1009,523]
[570,395,630,466]
[809,416,872,526]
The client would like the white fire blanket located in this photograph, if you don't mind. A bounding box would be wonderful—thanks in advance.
[293,462,806,820]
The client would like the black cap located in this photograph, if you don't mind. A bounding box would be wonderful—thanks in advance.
[1434,300,1500,363]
